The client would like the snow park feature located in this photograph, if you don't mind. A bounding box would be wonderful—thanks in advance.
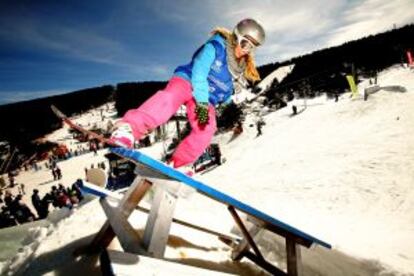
[346,75,359,98]
[78,147,331,275]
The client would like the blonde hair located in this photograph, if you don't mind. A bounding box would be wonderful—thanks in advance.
[210,27,261,83]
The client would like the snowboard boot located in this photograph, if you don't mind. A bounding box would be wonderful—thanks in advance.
[109,122,135,148]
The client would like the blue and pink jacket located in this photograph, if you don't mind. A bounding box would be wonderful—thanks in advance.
[174,34,233,106]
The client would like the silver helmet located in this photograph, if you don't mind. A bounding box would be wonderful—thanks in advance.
[233,18,265,46]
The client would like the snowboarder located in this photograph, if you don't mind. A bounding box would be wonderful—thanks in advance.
[110,18,265,171]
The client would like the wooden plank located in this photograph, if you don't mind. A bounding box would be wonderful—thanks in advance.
[118,178,152,216]
[243,251,286,276]
[87,220,115,253]
[87,178,152,253]
[228,206,264,261]
[142,186,178,258]
[228,209,289,275]
[100,198,147,255]
[230,221,262,261]
[286,238,303,276]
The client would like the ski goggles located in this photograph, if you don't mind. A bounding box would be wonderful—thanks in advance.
[237,36,257,52]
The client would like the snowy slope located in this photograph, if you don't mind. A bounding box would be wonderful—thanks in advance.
[232,64,294,105]
[256,64,295,93]
[1,65,413,275]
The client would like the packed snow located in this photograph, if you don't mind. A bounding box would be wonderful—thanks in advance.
[0,65,413,275]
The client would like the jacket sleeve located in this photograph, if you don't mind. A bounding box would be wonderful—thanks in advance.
[191,43,216,104]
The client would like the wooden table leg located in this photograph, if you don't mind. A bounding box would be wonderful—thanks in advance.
[286,238,303,276]
[87,178,152,253]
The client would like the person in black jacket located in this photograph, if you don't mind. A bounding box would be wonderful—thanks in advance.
[31,189,42,218]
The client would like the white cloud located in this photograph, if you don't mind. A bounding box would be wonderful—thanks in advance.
[147,0,414,64]
[140,0,347,63]
[122,63,171,81]
[0,89,70,105]
[214,0,413,63]
[326,0,414,47]
[148,65,170,79]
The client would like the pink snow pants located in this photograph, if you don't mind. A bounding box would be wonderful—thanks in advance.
[122,76,217,168]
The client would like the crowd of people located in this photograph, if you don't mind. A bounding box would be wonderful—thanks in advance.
[0,137,112,230]
[0,190,35,228]
[0,182,84,229]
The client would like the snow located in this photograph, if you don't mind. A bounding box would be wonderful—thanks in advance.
[255,64,295,93]
[1,65,414,275]
[233,64,295,105]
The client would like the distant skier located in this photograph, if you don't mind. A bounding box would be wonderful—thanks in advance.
[55,166,62,180]
[110,18,265,172]
[292,105,297,115]
[255,116,265,137]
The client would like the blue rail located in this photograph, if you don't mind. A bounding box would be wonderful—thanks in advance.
[110,147,331,249]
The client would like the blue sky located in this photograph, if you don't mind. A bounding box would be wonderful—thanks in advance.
[1,0,413,105]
